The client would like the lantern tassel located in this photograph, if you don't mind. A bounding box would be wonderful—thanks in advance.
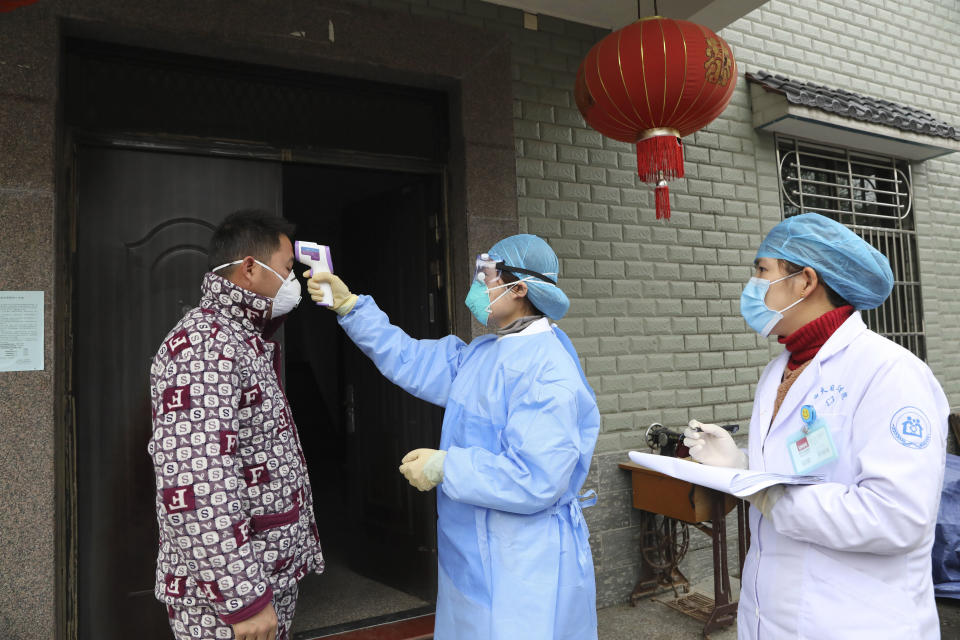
[655,180,670,220]
[636,134,684,183]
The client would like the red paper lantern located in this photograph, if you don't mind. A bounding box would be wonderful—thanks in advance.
[575,16,737,219]
[0,0,40,12]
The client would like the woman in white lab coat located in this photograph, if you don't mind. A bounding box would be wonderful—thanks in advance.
[685,213,949,639]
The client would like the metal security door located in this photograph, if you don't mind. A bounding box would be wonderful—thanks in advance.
[75,146,282,640]
[340,176,446,600]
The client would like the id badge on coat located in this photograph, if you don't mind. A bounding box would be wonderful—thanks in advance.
[786,405,839,474]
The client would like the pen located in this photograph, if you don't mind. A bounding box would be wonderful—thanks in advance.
[692,424,739,434]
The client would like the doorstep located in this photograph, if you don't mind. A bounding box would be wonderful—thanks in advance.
[299,613,434,640]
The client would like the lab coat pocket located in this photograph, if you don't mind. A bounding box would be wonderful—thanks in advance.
[799,548,917,640]
[815,411,855,483]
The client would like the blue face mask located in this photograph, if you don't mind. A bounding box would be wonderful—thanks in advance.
[465,280,492,325]
[464,279,519,326]
[740,272,803,337]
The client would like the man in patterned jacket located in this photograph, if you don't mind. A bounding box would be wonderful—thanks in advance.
[148,210,324,640]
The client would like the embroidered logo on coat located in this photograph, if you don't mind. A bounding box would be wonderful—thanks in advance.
[163,485,196,512]
[234,519,251,547]
[812,384,847,411]
[165,573,185,597]
[161,385,190,413]
[889,406,932,449]
[244,464,270,486]
[245,336,264,355]
[239,384,262,408]
[196,580,225,602]
[294,563,309,581]
[166,330,191,357]
[244,307,264,323]
[274,556,293,575]
[219,430,239,455]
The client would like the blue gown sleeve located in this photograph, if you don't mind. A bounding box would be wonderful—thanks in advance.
[441,365,582,514]
[337,295,467,407]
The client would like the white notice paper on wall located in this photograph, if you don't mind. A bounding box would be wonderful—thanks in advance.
[627,451,825,497]
[0,291,44,372]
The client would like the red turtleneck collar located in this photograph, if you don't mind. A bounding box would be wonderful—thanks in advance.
[778,305,854,370]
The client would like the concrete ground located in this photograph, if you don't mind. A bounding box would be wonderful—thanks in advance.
[598,579,737,640]
[293,578,960,639]
[938,597,960,637]
[599,585,960,639]
[598,602,736,640]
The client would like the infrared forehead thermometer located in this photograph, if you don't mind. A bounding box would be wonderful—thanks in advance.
[294,241,333,307]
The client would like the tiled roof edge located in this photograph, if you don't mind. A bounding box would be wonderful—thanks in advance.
[746,70,960,141]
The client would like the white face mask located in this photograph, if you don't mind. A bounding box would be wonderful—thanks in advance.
[739,271,803,337]
[213,259,302,317]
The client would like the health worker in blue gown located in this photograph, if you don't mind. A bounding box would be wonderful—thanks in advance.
[306,234,600,640]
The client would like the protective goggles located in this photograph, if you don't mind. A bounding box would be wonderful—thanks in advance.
[473,253,557,285]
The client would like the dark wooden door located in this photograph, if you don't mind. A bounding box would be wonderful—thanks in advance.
[340,177,446,600]
[75,146,282,640]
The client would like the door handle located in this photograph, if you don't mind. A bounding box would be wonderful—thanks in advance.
[344,384,355,434]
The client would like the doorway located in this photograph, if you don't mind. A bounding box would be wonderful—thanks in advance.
[67,38,452,640]
[74,147,284,640]
[282,164,447,634]
[73,146,447,640]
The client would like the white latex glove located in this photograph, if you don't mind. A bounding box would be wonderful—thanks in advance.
[305,271,358,316]
[682,419,748,469]
[745,484,785,521]
[399,448,446,491]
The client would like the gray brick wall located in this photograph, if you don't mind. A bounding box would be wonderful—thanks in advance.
[340,0,960,608]
[504,2,776,606]
[729,0,960,413]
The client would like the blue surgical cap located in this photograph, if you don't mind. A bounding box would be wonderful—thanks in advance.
[756,213,893,310]
[489,234,570,320]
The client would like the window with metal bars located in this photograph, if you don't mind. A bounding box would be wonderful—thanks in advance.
[775,136,926,359]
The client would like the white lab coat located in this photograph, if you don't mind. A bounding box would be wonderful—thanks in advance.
[738,312,948,640]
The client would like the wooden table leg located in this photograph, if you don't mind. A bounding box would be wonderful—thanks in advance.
[702,490,738,635]
[737,499,749,577]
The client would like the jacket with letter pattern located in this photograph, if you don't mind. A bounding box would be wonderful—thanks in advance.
[147,272,323,624]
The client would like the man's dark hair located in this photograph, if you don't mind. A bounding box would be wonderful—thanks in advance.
[208,209,296,273]
[778,259,850,308]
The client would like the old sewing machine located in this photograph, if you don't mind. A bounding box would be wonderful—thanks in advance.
[618,423,750,635]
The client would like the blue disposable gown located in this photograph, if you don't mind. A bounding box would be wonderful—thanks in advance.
[339,296,600,640]
[933,453,960,599]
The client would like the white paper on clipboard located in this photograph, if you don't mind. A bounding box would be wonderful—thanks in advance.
[627,450,824,497]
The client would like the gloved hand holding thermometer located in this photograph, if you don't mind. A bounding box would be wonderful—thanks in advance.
[306,271,358,316]
[295,241,334,306]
